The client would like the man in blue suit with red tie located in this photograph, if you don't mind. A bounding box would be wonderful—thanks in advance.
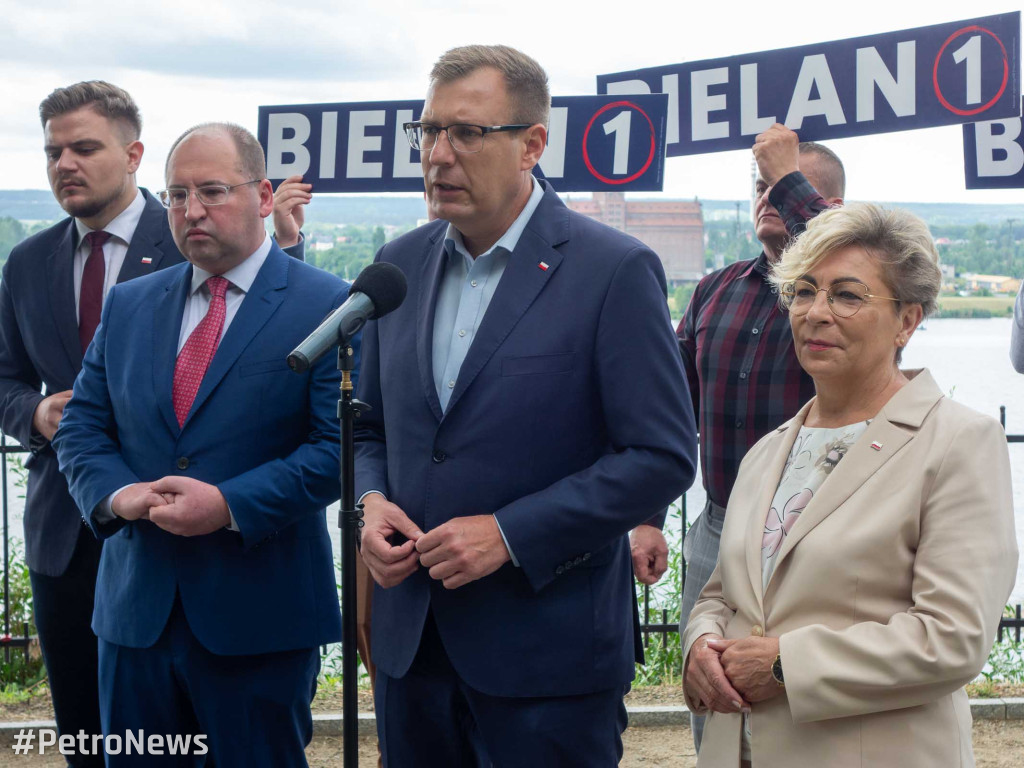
[54,122,349,767]
[355,45,697,766]
[0,83,310,767]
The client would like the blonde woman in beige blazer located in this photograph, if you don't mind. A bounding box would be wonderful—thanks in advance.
[682,203,1018,768]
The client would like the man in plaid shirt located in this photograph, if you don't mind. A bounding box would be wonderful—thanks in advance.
[656,124,845,748]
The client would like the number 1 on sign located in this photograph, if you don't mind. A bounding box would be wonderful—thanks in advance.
[603,111,632,175]
[952,34,982,105]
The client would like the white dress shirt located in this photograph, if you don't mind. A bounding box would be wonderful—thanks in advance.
[73,190,145,320]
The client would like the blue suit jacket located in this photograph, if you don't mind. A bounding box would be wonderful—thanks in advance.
[0,190,184,576]
[54,244,348,655]
[354,182,697,697]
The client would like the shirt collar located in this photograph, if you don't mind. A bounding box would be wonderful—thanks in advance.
[443,176,545,263]
[188,233,272,296]
[749,250,772,278]
[75,189,145,247]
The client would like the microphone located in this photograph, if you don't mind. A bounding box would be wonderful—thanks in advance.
[287,262,407,373]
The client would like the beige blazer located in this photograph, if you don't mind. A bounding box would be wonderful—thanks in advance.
[682,369,1018,768]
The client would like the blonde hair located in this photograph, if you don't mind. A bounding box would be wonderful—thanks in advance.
[770,202,941,319]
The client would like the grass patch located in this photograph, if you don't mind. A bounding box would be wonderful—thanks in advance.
[935,296,1013,318]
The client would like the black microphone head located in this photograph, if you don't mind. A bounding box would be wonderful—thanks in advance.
[351,262,407,319]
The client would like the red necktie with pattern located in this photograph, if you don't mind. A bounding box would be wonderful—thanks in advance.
[79,230,111,353]
[172,276,229,427]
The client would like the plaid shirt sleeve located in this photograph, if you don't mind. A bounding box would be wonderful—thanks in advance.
[676,285,701,421]
[768,171,831,236]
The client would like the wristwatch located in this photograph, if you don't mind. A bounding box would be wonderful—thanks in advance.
[771,653,785,687]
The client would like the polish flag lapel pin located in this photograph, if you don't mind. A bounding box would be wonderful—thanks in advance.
[870,441,883,451]
[141,257,153,264]
[538,261,549,271]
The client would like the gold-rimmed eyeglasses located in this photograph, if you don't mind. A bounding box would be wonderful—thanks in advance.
[403,122,531,154]
[158,180,262,209]
[780,279,900,318]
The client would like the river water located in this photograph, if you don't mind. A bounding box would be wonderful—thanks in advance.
[3,318,1023,603]
[676,316,1024,605]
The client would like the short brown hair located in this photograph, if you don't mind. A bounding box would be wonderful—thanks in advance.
[39,81,142,142]
[798,141,845,199]
[165,122,266,182]
[430,45,550,128]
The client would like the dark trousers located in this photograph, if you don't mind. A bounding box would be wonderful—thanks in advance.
[30,525,104,768]
[376,611,628,768]
[98,596,319,768]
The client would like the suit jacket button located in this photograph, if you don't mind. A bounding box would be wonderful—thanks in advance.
[573,556,583,565]
[555,565,565,575]
[176,457,190,470]
[432,450,446,463]
[583,552,591,561]
[751,624,764,637]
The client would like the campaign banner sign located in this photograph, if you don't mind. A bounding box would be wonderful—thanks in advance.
[963,99,1024,188]
[257,94,668,192]
[597,12,1021,156]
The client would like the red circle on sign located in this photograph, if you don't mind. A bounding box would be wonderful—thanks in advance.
[582,101,657,185]
[932,25,1009,117]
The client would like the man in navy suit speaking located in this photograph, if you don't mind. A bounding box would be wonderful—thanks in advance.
[54,122,350,767]
[355,45,697,766]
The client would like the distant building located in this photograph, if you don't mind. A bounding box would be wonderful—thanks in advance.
[565,192,704,282]
[962,273,1020,293]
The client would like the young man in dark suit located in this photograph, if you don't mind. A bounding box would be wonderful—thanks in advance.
[0,83,305,767]
[0,82,181,767]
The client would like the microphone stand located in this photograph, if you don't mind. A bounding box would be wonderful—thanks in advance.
[338,343,369,768]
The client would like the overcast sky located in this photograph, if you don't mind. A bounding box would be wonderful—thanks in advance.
[1,0,1022,206]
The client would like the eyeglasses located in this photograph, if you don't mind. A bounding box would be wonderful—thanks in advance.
[779,279,900,318]
[403,121,531,154]
[158,180,262,209]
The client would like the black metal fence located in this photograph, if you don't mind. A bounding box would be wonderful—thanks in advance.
[1,436,30,663]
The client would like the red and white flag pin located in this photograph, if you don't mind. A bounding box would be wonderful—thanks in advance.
[538,261,549,271]
[870,441,883,451]
[141,257,153,264]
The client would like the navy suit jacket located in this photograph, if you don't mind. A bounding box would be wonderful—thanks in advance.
[53,244,348,655]
[354,182,697,697]
[0,189,184,576]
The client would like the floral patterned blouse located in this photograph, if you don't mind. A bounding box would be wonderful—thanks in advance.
[741,420,869,760]
[761,421,869,589]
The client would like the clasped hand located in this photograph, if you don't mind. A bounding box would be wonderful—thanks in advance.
[111,477,231,536]
[685,634,784,714]
[359,494,510,590]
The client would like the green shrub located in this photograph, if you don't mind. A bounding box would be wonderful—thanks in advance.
[634,502,684,686]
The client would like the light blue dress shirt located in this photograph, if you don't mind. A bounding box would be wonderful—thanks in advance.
[427,179,545,565]
[432,179,545,412]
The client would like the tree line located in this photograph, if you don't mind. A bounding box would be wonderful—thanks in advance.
[703,219,1024,279]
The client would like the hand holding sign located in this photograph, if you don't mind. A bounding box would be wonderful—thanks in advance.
[272,175,312,248]
[752,124,801,186]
